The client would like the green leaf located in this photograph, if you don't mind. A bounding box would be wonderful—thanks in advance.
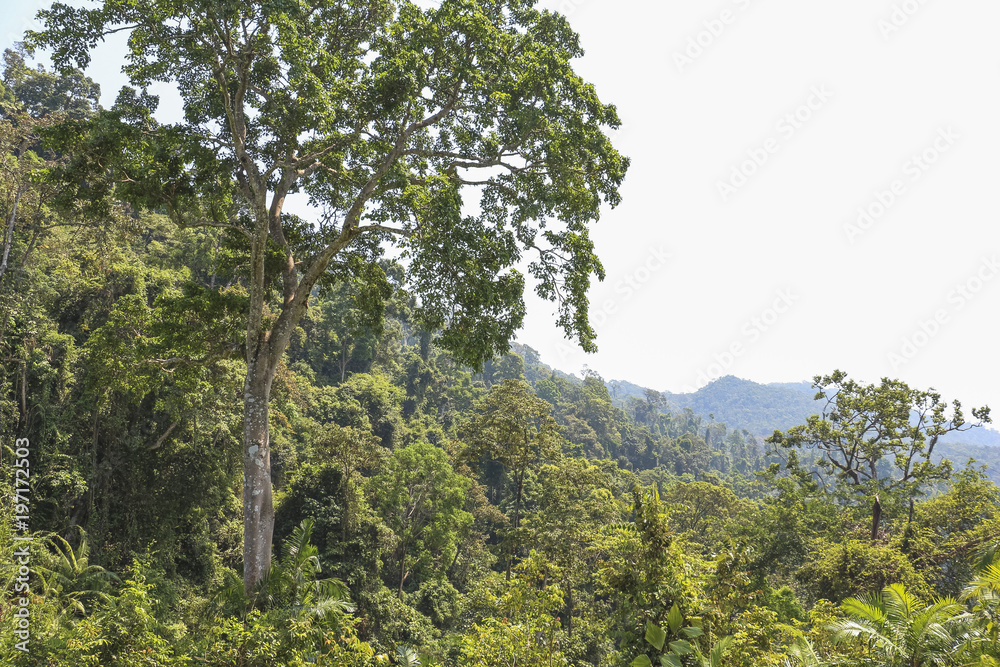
[709,636,733,667]
[660,654,682,667]
[669,640,694,656]
[645,621,667,651]
[631,656,652,667]
[667,602,683,634]
[681,626,704,638]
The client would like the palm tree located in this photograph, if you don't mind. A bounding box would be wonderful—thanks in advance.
[828,583,974,666]
[212,519,353,625]
[267,519,354,623]
[782,635,832,667]
[36,528,119,618]
[961,553,1000,648]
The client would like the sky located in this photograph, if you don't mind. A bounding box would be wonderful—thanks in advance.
[4,1,1000,420]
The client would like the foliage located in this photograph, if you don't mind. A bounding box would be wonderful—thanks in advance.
[829,583,975,667]
[1,53,999,664]
[797,538,930,604]
[370,441,472,598]
[768,371,992,539]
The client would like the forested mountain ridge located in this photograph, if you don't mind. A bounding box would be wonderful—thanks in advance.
[596,372,1000,448]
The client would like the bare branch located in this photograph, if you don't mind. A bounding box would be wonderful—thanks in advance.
[149,422,179,451]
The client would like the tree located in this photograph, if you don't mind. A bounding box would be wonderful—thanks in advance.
[906,464,1000,597]
[315,424,388,540]
[2,45,100,121]
[795,537,930,604]
[0,47,107,290]
[595,486,704,667]
[462,378,561,578]
[29,0,628,593]
[767,371,991,540]
[459,557,569,667]
[525,457,620,638]
[829,583,974,667]
[662,480,749,554]
[370,441,472,598]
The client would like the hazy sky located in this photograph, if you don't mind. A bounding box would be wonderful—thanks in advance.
[5,1,999,419]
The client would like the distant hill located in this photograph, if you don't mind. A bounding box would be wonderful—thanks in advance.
[660,375,821,437]
[934,442,1000,477]
[519,346,1000,449]
[600,374,1000,447]
[606,378,653,403]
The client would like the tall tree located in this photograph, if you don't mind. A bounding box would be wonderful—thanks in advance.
[369,441,472,599]
[767,370,991,540]
[0,46,105,289]
[462,378,560,578]
[29,0,627,592]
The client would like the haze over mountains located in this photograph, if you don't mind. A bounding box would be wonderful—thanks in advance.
[523,345,1000,449]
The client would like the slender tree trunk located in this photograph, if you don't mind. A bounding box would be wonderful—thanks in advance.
[870,494,882,542]
[507,471,524,581]
[341,473,350,542]
[398,542,408,599]
[243,357,275,595]
[0,188,22,283]
[566,585,574,636]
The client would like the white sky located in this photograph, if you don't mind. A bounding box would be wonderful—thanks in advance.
[5,0,999,418]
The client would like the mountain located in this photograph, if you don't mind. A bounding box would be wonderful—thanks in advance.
[660,375,820,437]
[601,373,1000,447]
[518,344,1000,448]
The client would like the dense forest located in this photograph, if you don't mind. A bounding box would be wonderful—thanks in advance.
[3,2,1000,665]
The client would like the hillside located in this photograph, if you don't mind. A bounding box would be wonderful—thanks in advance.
[661,375,821,437]
[595,373,1000,449]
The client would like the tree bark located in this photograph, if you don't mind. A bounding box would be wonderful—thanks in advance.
[398,558,407,599]
[507,470,525,582]
[870,494,882,542]
[243,357,276,595]
[0,188,22,283]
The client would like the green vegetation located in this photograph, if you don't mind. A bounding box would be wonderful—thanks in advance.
[1,2,1000,666]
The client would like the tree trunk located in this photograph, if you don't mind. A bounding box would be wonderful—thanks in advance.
[398,543,408,599]
[567,585,574,636]
[507,471,524,582]
[243,358,275,595]
[0,188,22,283]
[870,494,882,542]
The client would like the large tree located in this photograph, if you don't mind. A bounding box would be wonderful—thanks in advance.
[767,371,991,540]
[28,0,627,593]
[462,378,561,578]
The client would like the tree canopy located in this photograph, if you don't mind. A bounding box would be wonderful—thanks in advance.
[27,0,629,594]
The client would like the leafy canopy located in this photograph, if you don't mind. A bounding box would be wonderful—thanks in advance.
[28,0,629,368]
